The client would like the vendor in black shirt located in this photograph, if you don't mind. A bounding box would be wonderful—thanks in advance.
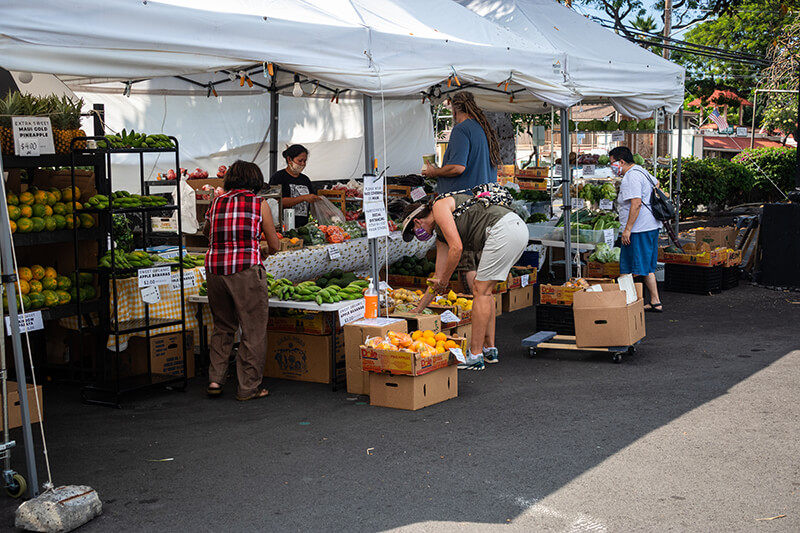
[268,144,321,227]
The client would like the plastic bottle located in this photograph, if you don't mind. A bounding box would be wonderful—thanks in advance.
[364,278,378,319]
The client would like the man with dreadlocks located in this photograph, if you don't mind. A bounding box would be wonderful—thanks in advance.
[422,91,501,194]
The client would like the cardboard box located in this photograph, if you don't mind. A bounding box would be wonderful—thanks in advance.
[127,331,195,378]
[268,308,338,336]
[725,249,743,267]
[539,279,614,305]
[586,261,620,278]
[443,323,472,349]
[495,294,502,317]
[31,169,98,199]
[185,178,225,190]
[265,333,344,384]
[507,267,537,290]
[389,312,441,334]
[3,382,43,429]
[516,177,548,191]
[369,364,457,411]
[502,285,534,312]
[150,217,178,232]
[658,247,727,267]
[695,226,739,249]
[278,238,303,252]
[361,335,466,376]
[387,274,430,289]
[343,318,407,396]
[572,283,645,348]
[516,167,549,178]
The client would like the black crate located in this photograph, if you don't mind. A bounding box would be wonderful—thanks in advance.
[535,303,575,335]
[722,266,740,290]
[664,263,723,295]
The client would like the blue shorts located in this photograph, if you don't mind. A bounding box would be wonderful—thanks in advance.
[620,229,658,276]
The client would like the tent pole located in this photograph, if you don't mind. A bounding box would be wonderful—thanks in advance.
[676,108,683,232]
[560,108,572,280]
[269,75,279,180]
[363,95,381,309]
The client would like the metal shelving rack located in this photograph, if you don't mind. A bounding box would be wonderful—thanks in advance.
[76,136,187,407]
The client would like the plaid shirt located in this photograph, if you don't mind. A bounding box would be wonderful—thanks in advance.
[204,190,262,275]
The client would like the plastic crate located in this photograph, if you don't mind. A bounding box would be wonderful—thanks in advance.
[664,263,723,295]
[535,303,575,336]
[722,265,740,290]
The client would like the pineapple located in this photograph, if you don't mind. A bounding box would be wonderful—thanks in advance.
[0,90,23,155]
[52,95,86,153]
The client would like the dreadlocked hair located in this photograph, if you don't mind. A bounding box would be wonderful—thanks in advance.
[450,91,502,168]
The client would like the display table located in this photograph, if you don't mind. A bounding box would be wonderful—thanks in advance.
[263,233,433,281]
[188,295,365,391]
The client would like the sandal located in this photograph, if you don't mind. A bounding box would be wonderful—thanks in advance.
[236,388,270,401]
[644,303,663,313]
[207,383,223,396]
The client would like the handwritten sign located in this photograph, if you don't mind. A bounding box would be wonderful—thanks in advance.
[611,130,625,142]
[604,228,615,247]
[12,117,55,156]
[141,285,161,304]
[449,347,466,363]
[388,232,401,240]
[137,266,171,288]
[599,199,614,210]
[5,311,44,335]
[439,310,459,323]
[171,271,197,292]
[582,164,595,176]
[554,164,562,177]
[327,245,341,260]
[571,198,585,210]
[520,274,530,288]
[198,267,206,280]
[379,281,392,291]
[410,187,427,202]
[338,299,366,326]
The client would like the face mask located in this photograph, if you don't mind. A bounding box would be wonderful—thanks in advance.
[288,160,305,174]
[611,161,623,177]
[414,226,433,241]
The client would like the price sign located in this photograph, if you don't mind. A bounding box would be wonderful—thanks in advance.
[582,164,595,176]
[159,250,180,260]
[410,187,427,202]
[571,198,584,210]
[141,285,161,304]
[198,267,206,280]
[439,310,459,323]
[611,130,625,142]
[5,311,44,335]
[603,228,615,247]
[520,274,530,288]
[12,116,55,156]
[449,347,466,363]
[138,266,172,288]
[599,199,614,210]
[171,271,197,291]
[338,299,366,326]
[327,245,341,260]
[388,232,401,240]
[379,281,392,291]
[554,164,562,177]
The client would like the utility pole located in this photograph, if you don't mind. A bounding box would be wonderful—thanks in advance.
[663,0,673,60]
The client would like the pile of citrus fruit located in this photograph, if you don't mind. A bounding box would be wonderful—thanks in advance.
[3,265,96,312]
[6,186,96,234]
[364,330,459,355]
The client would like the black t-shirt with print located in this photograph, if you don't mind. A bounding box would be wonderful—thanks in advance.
[268,169,316,227]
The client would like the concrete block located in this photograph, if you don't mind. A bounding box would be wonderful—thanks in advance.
[15,485,102,533]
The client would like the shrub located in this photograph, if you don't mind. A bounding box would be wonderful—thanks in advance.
[655,158,754,217]
[732,147,796,202]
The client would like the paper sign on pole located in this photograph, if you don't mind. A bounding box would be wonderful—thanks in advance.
[365,204,389,239]
[571,198,584,210]
[138,266,172,288]
[362,174,384,204]
[554,164,562,177]
[338,299,366,326]
[5,311,44,335]
[611,131,625,142]
[12,117,55,156]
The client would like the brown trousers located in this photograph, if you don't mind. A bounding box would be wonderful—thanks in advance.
[206,265,269,398]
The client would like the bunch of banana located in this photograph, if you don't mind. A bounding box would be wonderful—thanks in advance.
[314,279,368,304]
[157,253,205,271]
[110,191,169,209]
[269,278,295,300]
[85,194,110,210]
[98,249,155,270]
[97,130,175,150]
[293,280,324,302]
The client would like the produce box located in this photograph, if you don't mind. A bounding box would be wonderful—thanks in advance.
[3,382,43,429]
[442,323,472,349]
[389,312,441,334]
[360,335,466,376]
[268,308,338,335]
[516,176,548,191]
[516,167,549,178]
[507,266,537,289]
[585,261,620,278]
[573,282,645,348]
[278,238,303,252]
[150,217,178,232]
[539,279,614,306]
[658,246,727,267]
[369,364,457,411]
[695,226,739,249]
[502,284,534,312]
[265,333,344,384]
[343,318,407,396]
[725,249,743,267]
[388,274,430,289]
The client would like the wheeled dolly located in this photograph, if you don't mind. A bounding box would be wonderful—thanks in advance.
[522,331,638,364]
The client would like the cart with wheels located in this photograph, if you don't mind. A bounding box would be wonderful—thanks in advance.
[522,330,639,364]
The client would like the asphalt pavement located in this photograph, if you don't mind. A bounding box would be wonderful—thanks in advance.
[1,282,798,532]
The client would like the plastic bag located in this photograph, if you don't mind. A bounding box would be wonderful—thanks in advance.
[310,197,345,225]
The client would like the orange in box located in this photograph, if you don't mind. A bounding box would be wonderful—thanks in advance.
[539,284,584,306]
[658,247,727,267]
[360,335,467,376]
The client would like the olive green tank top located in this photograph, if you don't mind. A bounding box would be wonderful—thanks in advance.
[435,193,511,251]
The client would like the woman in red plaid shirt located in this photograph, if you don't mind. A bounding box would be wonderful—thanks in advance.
[204,161,280,401]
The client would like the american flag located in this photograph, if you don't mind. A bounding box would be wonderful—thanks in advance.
[709,109,729,131]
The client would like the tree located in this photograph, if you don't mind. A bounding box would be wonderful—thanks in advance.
[759,10,800,143]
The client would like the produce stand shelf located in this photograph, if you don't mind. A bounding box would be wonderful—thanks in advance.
[40,299,104,322]
[111,318,185,336]
[521,331,638,364]
[2,153,101,168]
[13,228,104,247]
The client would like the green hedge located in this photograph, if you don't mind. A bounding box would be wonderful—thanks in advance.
[732,147,796,202]
[655,157,755,217]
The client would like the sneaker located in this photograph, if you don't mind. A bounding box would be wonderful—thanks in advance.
[483,347,499,364]
[457,351,485,371]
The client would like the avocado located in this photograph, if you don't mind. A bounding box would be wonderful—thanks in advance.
[317,277,329,288]
[331,268,343,278]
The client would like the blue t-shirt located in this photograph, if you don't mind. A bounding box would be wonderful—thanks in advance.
[437,118,497,194]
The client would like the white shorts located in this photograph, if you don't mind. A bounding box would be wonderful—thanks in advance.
[476,212,528,282]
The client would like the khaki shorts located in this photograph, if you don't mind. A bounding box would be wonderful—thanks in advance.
[476,213,528,282]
